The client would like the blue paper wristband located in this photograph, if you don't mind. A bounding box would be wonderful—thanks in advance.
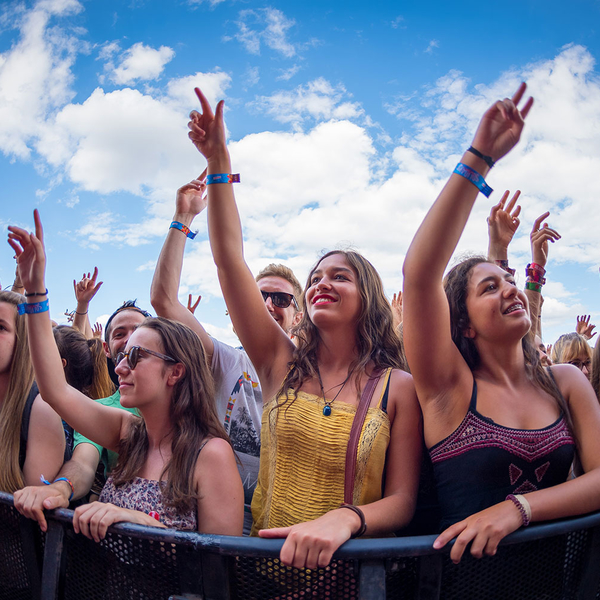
[206,173,240,185]
[453,163,493,197]
[17,299,49,315]
[170,221,197,239]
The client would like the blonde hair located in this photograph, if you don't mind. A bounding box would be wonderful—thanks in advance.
[255,264,302,309]
[590,341,600,401]
[0,291,35,492]
[551,333,592,366]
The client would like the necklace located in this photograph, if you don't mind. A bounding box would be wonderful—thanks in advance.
[316,366,354,416]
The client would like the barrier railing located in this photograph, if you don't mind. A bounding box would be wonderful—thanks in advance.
[2,491,600,599]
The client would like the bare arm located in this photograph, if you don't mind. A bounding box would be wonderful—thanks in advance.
[22,394,65,486]
[195,437,244,535]
[403,85,533,412]
[188,88,294,395]
[14,442,100,531]
[8,212,132,451]
[150,175,216,360]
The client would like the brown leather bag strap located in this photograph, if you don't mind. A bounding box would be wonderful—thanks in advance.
[344,369,383,505]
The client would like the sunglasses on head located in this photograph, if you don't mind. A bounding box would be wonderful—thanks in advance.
[261,290,298,309]
[115,346,176,370]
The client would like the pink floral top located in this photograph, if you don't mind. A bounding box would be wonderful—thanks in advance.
[99,476,197,531]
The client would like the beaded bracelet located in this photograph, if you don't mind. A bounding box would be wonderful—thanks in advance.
[453,163,493,197]
[340,503,367,538]
[495,260,516,276]
[17,299,49,315]
[170,221,197,240]
[24,288,48,297]
[506,494,531,526]
[40,475,75,501]
[467,146,495,169]
[206,173,240,185]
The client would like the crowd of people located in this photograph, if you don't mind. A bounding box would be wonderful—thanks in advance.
[2,82,600,575]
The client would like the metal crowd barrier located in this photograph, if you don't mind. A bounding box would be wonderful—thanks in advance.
[2,491,600,600]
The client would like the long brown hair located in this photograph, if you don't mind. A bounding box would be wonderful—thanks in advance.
[53,326,115,399]
[0,291,34,493]
[443,256,572,427]
[111,317,229,512]
[276,250,406,408]
[590,341,600,402]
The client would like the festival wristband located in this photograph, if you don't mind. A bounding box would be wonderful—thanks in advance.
[17,299,49,315]
[206,173,240,185]
[170,221,197,240]
[40,475,74,501]
[453,163,493,197]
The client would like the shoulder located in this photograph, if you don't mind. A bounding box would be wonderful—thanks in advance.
[387,369,422,421]
[547,364,591,400]
[194,438,238,482]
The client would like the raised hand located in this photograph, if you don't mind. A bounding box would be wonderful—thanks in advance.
[175,169,207,217]
[391,291,403,330]
[530,212,561,268]
[487,190,521,256]
[188,88,228,164]
[92,322,103,339]
[471,83,534,162]
[187,294,201,315]
[7,209,46,293]
[73,267,103,305]
[576,315,597,340]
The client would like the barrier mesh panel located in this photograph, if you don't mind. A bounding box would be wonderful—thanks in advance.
[61,528,183,600]
[439,530,591,600]
[233,556,360,599]
[385,557,418,599]
[0,502,36,600]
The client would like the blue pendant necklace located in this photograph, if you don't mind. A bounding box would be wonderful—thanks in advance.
[316,366,354,416]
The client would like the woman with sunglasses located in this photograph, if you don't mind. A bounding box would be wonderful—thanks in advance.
[187,88,422,571]
[402,83,600,565]
[8,212,244,541]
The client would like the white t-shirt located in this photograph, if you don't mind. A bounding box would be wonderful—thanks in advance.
[211,338,263,535]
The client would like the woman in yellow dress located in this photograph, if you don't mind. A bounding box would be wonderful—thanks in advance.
[188,87,422,569]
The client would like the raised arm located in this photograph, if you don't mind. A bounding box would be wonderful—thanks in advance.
[487,189,521,267]
[8,211,132,451]
[150,174,217,360]
[72,268,103,339]
[187,88,294,394]
[403,84,533,406]
[526,212,560,338]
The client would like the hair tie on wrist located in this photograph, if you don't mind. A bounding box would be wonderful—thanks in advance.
[206,173,240,185]
[453,163,493,197]
[170,221,197,240]
[467,146,495,168]
[339,503,367,538]
[24,288,48,298]
[17,300,49,315]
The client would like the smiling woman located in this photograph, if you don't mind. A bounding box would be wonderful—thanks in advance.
[402,83,600,567]
[6,211,244,541]
[187,86,422,573]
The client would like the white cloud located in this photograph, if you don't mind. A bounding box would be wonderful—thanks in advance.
[228,8,297,58]
[106,42,175,85]
[276,64,300,81]
[251,78,363,130]
[425,39,439,54]
[0,0,83,158]
[391,16,405,29]
[188,0,226,6]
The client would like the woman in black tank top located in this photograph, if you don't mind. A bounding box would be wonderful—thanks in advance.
[403,83,600,563]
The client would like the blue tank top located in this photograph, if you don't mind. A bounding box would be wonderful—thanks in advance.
[429,381,575,530]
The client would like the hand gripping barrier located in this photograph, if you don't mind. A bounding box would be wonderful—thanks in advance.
[2,491,600,599]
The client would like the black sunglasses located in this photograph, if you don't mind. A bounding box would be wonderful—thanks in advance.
[261,290,298,309]
[115,346,176,370]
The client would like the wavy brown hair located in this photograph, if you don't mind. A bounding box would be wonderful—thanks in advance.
[111,317,229,513]
[53,326,115,399]
[0,291,35,493]
[275,250,406,408]
[590,341,600,402]
[443,256,572,429]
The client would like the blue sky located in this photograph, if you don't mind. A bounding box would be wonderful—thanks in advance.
[1,0,600,346]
